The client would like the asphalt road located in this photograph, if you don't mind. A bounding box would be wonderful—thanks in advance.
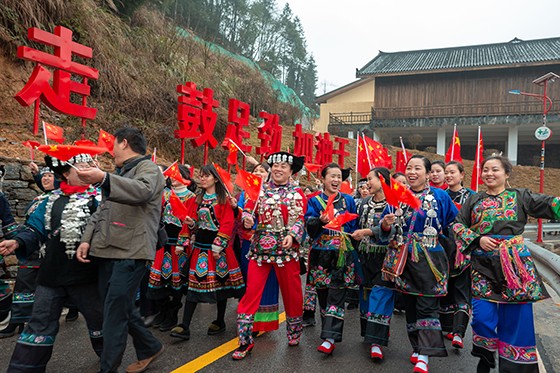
[0,288,558,373]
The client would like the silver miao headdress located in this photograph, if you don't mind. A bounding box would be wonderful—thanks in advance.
[267,153,294,165]
[49,153,94,167]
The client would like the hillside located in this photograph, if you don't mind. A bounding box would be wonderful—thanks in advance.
[1,1,560,196]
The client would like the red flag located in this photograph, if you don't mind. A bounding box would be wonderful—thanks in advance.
[74,139,97,147]
[324,211,359,231]
[445,126,462,163]
[37,144,106,161]
[235,166,263,201]
[97,129,115,156]
[379,175,400,207]
[22,140,40,160]
[163,161,191,185]
[226,140,239,165]
[44,122,65,144]
[396,150,412,174]
[168,190,190,221]
[340,181,353,195]
[357,135,372,178]
[151,148,157,163]
[471,127,484,192]
[379,175,421,210]
[363,135,392,169]
[323,193,337,220]
[304,163,322,173]
[213,163,234,194]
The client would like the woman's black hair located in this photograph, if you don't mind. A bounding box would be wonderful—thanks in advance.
[392,172,405,179]
[371,167,391,186]
[251,162,271,182]
[445,160,465,174]
[321,163,341,178]
[250,162,270,173]
[196,164,227,205]
[407,154,431,172]
[431,160,445,170]
[481,155,513,176]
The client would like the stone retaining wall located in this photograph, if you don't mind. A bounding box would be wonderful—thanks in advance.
[1,156,41,220]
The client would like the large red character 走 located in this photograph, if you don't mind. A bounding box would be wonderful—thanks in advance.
[223,99,252,153]
[292,124,314,163]
[314,132,333,165]
[256,111,282,159]
[15,26,99,134]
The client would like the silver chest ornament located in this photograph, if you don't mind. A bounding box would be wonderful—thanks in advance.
[421,194,439,248]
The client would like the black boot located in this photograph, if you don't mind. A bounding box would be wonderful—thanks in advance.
[0,323,23,339]
[159,300,182,332]
[159,308,179,332]
[476,359,491,373]
[65,308,79,322]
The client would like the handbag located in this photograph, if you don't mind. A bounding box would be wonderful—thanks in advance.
[381,239,408,281]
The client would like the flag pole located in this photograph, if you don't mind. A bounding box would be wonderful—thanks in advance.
[399,137,408,163]
[355,131,360,188]
[362,133,373,170]
[42,121,48,145]
[474,126,481,192]
[229,138,248,159]
[451,124,456,161]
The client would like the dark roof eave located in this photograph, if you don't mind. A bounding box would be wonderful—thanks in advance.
[356,60,560,78]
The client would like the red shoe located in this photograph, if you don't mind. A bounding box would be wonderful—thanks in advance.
[370,345,383,361]
[317,340,335,355]
[452,335,464,349]
[413,361,428,373]
[232,343,254,360]
[444,332,454,341]
[410,352,418,364]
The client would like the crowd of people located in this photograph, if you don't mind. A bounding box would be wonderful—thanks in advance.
[0,126,558,373]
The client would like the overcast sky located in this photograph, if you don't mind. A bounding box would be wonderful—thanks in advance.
[285,0,560,95]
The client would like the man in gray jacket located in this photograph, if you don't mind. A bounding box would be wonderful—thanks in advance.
[77,127,165,373]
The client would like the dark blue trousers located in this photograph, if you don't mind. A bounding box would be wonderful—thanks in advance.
[98,259,162,373]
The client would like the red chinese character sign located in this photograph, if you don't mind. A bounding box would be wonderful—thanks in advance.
[14,26,99,136]
[176,82,219,165]
[256,111,282,160]
[222,99,252,169]
[314,132,333,165]
[334,137,350,168]
[292,124,314,162]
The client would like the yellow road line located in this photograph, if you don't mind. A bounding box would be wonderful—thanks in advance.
[171,312,287,373]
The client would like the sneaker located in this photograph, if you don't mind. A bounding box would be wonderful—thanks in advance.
[170,325,190,340]
[444,332,454,341]
[452,334,464,349]
[410,352,419,365]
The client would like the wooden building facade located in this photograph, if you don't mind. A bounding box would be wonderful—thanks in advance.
[318,37,560,166]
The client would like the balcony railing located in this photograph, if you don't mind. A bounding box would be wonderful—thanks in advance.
[373,101,559,119]
[329,111,373,125]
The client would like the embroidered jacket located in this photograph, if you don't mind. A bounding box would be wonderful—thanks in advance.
[244,181,306,265]
[453,188,560,303]
[14,187,99,287]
